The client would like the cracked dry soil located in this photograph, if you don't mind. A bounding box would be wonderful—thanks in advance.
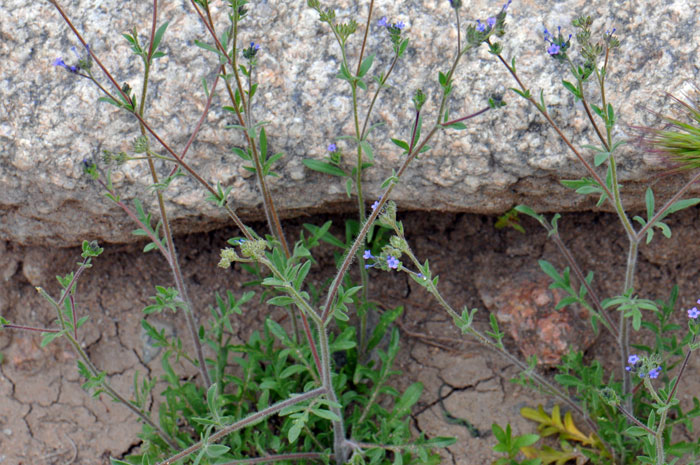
[2,209,700,465]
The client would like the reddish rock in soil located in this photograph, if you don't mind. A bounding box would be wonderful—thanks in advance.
[476,269,598,366]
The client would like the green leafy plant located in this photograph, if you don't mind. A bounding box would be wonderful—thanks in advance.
[4,1,700,465]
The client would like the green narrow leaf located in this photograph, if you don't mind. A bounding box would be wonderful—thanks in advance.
[645,187,654,221]
[259,127,268,160]
[41,331,64,347]
[561,80,580,99]
[358,53,375,78]
[302,159,346,177]
[360,140,374,161]
[151,21,169,55]
[391,138,409,151]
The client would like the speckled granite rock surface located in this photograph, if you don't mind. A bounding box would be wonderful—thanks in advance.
[1,0,698,246]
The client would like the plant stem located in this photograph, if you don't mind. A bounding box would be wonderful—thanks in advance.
[620,240,638,408]
[319,322,348,464]
[354,0,374,77]
[135,7,211,387]
[217,452,327,464]
[65,327,178,449]
[158,387,326,465]
[547,230,618,339]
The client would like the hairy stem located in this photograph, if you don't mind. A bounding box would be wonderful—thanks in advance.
[158,387,326,465]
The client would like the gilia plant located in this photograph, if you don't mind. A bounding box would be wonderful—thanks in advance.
[0,0,513,464]
[342,7,700,465]
[486,14,700,465]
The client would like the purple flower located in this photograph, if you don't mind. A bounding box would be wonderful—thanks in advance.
[394,21,405,30]
[243,42,260,59]
[628,354,640,365]
[327,143,337,152]
[543,26,571,57]
[649,367,662,379]
[371,199,381,212]
[688,306,700,319]
[547,43,561,55]
[502,0,512,10]
[417,273,424,279]
[487,17,496,28]
[476,19,486,32]
[387,256,399,269]
[377,16,389,27]
[638,371,646,378]
[363,250,374,260]
[53,57,78,74]
[70,45,82,60]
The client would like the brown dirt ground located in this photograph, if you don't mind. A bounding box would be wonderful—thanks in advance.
[1,209,700,465]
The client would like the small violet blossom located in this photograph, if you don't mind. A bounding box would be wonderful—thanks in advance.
[543,26,572,57]
[502,0,512,10]
[487,17,496,28]
[476,19,486,32]
[377,16,389,27]
[689,306,700,319]
[648,367,662,379]
[363,250,374,260]
[243,42,260,59]
[53,57,78,74]
[387,256,399,269]
[371,199,381,212]
[625,354,640,372]
[327,143,337,152]
[547,43,561,55]
[394,21,405,30]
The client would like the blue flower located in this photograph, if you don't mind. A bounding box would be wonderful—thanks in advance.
[371,198,381,212]
[387,256,399,269]
[53,57,78,74]
[502,0,512,10]
[394,21,405,30]
[243,42,261,59]
[327,143,337,152]
[627,354,640,365]
[377,16,389,27]
[649,367,662,379]
[363,250,374,260]
[543,26,572,57]
[487,17,496,28]
[689,306,700,319]
[476,19,486,32]
[547,43,561,55]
